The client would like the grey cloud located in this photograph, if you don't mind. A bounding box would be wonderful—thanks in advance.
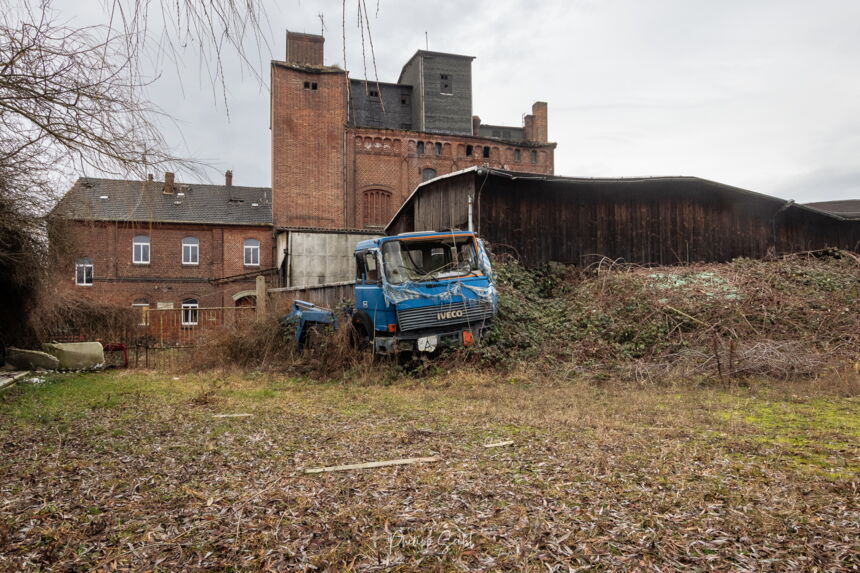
[50,0,860,202]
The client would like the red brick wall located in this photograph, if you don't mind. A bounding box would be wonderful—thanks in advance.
[53,221,272,309]
[347,128,555,228]
[271,61,556,231]
[286,32,324,66]
[271,62,348,229]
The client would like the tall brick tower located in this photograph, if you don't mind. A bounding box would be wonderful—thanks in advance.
[271,32,348,229]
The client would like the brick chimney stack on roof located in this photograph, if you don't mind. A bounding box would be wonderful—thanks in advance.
[472,116,481,136]
[163,172,174,194]
[286,31,324,66]
[147,173,154,181]
[225,169,233,187]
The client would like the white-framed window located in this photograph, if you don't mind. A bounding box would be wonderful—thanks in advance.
[75,257,93,286]
[132,299,150,326]
[133,235,150,264]
[181,236,199,265]
[243,239,260,266]
[181,298,199,326]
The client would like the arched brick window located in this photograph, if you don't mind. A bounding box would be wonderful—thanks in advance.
[363,189,392,227]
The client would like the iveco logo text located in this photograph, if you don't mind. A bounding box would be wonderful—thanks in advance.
[437,310,464,320]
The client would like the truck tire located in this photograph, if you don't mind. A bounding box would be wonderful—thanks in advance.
[349,312,374,351]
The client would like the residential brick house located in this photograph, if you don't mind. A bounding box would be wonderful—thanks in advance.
[51,172,274,322]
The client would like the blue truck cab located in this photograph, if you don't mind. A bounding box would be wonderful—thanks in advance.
[351,230,496,354]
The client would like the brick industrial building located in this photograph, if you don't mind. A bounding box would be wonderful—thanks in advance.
[270,31,556,286]
[51,31,556,309]
[272,31,555,230]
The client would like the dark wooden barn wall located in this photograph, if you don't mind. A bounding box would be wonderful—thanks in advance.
[388,175,475,235]
[388,173,860,266]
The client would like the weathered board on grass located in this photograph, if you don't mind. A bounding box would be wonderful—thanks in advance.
[304,456,440,474]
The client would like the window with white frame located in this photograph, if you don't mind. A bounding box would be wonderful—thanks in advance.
[243,239,260,266]
[133,235,150,264]
[181,236,199,265]
[132,299,150,326]
[181,298,199,326]
[75,257,93,286]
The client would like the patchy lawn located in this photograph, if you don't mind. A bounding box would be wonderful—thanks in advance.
[1,370,858,570]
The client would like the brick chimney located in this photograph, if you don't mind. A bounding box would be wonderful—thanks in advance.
[286,31,324,66]
[225,169,233,187]
[472,116,481,136]
[523,114,534,142]
[163,172,174,194]
[147,173,154,181]
[530,101,548,143]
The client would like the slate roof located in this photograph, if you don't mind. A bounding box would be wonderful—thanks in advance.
[804,200,860,220]
[53,177,272,226]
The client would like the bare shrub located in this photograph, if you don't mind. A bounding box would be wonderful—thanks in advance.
[29,288,137,344]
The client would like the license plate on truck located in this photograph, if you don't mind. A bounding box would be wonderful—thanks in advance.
[417,335,438,353]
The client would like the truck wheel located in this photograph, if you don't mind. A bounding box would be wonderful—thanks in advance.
[348,320,372,351]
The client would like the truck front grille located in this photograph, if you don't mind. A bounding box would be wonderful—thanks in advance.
[396,300,494,332]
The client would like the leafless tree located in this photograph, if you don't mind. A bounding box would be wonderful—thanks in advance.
[0,0,269,349]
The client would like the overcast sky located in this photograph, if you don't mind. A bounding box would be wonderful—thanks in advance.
[59,0,860,203]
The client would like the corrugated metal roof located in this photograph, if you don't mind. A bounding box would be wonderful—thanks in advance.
[53,177,272,226]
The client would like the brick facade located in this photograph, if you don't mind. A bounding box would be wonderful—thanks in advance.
[271,33,557,231]
[53,220,273,309]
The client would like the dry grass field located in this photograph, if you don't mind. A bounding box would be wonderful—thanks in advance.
[1,369,858,570]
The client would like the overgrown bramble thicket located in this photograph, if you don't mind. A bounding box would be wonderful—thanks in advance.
[481,251,860,379]
[203,251,859,381]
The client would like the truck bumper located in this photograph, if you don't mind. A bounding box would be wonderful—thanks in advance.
[373,324,488,355]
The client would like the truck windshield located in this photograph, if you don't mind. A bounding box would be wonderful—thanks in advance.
[381,235,483,285]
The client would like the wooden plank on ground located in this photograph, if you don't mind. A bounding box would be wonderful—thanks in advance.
[304,456,440,474]
[212,413,253,418]
[483,440,514,448]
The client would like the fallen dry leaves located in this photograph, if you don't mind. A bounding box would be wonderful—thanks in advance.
[0,370,858,571]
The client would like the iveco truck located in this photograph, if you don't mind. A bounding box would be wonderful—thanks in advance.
[285,230,497,354]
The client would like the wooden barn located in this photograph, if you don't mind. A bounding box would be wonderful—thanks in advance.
[385,167,860,267]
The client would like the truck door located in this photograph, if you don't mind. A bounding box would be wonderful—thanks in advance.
[353,249,387,334]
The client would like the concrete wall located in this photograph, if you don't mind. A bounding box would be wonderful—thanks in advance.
[285,230,381,286]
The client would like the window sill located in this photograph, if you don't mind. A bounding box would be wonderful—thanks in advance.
[132,262,150,266]
[75,283,93,287]
[181,263,199,267]
[244,264,260,268]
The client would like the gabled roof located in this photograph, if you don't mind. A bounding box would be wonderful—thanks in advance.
[53,177,272,226]
[804,200,860,220]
